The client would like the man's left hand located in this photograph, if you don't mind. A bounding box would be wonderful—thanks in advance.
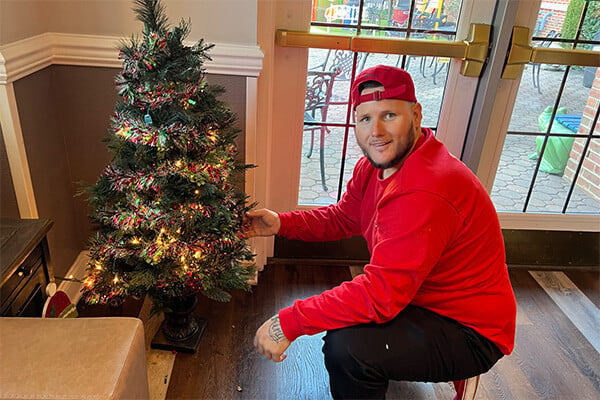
[254,314,291,362]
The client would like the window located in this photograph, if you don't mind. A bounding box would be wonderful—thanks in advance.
[300,0,462,205]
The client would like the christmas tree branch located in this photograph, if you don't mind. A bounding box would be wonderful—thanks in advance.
[133,0,169,33]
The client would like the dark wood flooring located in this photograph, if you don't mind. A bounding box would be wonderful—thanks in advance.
[157,264,600,400]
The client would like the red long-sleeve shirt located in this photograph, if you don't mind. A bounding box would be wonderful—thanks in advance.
[278,128,516,355]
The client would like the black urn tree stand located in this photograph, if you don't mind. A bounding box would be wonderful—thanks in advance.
[151,295,207,354]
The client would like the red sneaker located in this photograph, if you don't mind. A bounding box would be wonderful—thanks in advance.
[452,376,480,400]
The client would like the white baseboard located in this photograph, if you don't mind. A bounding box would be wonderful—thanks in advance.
[58,251,89,305]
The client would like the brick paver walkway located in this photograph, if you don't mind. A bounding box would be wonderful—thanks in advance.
[298,50,599,214]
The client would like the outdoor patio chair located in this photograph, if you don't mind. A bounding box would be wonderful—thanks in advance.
[304,69,339,191]
[533,10,553,37]
[311,49,369,83]
[430,56,450,85]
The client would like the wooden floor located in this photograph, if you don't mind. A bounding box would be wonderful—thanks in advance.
[161,263,600,400]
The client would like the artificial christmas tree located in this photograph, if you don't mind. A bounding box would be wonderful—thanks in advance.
[81,0,254,352]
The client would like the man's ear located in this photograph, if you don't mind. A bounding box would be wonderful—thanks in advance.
[412,102,423,129]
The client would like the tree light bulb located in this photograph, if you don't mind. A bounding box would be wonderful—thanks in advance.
[116,127,130,137]
[194,250,202,259]
[175,160,182,167]
[131,238,140,245]
[113,275,119,284]
[160,227,167,234]
[194,189,200,195]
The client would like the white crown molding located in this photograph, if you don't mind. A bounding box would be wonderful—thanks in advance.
[0,34,55,84]
[0,32,263,84]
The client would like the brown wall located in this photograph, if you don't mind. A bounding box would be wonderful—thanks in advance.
[14,66,87,277]
[0,127,20,218]
[11,65,247,278]
[0,0,257,46]
[207,74,248,166]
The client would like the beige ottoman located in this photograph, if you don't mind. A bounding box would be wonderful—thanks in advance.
[0,317,149,399]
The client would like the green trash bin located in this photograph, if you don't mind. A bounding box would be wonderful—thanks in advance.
[529,106,580,175]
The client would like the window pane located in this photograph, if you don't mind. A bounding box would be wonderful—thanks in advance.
[491,135,536,212]
[299,126,348,206]
[507,64,563,133]
[313,1,360,27]
[527,134,584,213]
[566,138,600,214]
[409,0,458,33]
[306,48,353,125]
[556,66,591,117]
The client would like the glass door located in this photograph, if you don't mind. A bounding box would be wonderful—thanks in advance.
[491,1,600,215]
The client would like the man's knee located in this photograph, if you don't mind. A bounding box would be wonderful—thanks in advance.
[323,327,389,398]
[322,327,376,373]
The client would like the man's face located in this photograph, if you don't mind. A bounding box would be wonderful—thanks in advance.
[354,86,422,177]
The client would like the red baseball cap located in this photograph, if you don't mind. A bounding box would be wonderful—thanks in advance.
[351,64,417,109]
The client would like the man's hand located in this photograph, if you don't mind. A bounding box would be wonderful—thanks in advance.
[244,209,281,238]
[254,314,291,362]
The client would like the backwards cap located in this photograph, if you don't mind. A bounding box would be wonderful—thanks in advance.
[351,64,417,109]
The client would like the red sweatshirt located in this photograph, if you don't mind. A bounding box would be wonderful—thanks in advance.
[278,128,516,355]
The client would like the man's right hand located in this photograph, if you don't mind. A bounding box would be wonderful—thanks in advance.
[244,209,281,238]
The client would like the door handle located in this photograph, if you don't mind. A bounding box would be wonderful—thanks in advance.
[502,26,600,79]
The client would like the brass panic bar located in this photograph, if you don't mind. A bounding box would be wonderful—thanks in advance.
[532,47,600,66]
[351,37,466,58]
[503,26,600,79]
[276,24,491,77]
[275,31,351,50]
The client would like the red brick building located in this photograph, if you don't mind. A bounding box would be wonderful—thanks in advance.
[535,0,569,37]
[563,68,600,201]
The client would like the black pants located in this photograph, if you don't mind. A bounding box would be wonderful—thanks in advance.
[322,305,504,399]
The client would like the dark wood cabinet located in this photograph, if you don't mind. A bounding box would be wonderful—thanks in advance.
[0,218,54,317]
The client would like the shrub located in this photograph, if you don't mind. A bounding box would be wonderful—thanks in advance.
[560,0,600,48]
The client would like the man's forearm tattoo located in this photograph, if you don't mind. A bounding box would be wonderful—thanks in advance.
[268,315,286,343]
